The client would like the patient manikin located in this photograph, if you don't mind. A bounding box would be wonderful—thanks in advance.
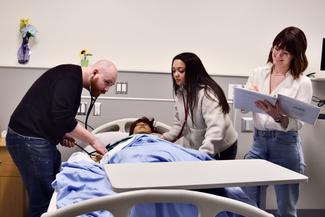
[128,116,157,135]
[132,122,152,134]
[91,117,157,162]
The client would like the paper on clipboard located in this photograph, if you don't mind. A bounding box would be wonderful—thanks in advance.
[233,87,277,114]
[277,94,320,125]
[233,87,321,125]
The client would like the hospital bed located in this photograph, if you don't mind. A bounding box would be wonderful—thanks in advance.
[44,118,276,217]
[44,118,269,216]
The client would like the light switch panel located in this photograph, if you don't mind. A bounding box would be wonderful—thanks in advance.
[241,117,254,132]
[93,102,101,116]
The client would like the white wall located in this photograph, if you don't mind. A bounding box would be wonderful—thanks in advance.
[1,0,325,77]
[1,66,325,211]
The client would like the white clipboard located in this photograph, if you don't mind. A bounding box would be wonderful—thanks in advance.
[277,94,320,125]
[233,87,321,125]
[233,87,277,114]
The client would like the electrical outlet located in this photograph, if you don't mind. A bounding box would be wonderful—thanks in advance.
[241,117,254,132]
[93,102,101,116]
[121,82,128,94]
[116,82,122,93]
[115,82,128,94]
[77,102,87,115]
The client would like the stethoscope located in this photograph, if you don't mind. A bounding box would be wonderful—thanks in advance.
[74,75,100,157]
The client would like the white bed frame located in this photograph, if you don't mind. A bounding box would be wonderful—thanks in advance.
[42,189,273,217]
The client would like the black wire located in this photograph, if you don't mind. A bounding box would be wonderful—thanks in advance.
[76,118,94,130]
[85,95,98,130]
[74,78,99,155]
[85,75,99,130]
[74,136,133,158]
[319,114,325,119]
[306,72,316,78]
[312,96,325,107]
[74,142,97,157]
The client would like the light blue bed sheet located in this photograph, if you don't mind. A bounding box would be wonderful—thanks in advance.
[52,134,255,217]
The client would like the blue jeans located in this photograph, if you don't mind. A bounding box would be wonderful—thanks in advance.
[243,129,304,217]
[6,128,61,217]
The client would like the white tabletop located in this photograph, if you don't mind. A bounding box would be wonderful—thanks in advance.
[104,159,308,192]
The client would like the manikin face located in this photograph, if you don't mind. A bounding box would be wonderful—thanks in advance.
[272,45,293,69]
[172,59,186,87]
[90,68,117,97]
[133,122,152,134]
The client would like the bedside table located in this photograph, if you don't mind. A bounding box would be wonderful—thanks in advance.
[0,138,27,217]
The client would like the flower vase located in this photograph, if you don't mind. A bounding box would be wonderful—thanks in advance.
[17,37,30,64]
[81,58,89,67]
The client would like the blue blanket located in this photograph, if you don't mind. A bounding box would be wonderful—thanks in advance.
[53,134,254,217]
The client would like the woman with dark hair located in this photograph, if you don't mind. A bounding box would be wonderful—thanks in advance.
[161,52,238,160]
[243,26,312,217]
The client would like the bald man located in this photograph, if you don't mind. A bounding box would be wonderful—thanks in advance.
[6,59,117,217]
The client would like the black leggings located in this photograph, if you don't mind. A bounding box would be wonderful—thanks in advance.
[213,140,238,160]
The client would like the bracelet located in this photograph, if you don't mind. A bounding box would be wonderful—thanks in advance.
[273,114,284,123]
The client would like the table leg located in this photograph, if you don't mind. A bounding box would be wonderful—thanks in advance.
[259,185,268,210]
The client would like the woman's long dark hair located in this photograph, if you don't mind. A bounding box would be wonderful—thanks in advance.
[267,26,308,79]
[171,52,229,123]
